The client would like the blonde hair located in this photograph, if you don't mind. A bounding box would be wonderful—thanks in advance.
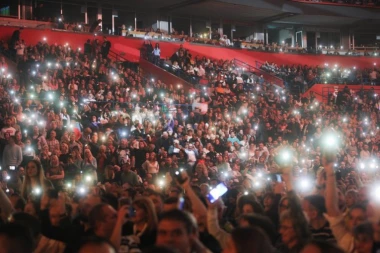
[133,197,158,232]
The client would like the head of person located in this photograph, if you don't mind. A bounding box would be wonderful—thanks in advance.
[237,195,264,215]
[223,227,273,253]
[156,210,197,253]
[132,197,158,232]
[302,195,326,222]
[8,136,16,145]
[279,210,310,249]
[77,237,116,253]
[300,240,345,253]
[238,213,277,244]
[21,160,46,198]
[345,189,358,208]
[0,223,35,253]
[145,189,164,215]
[353,222,374,253]
[347,204,367,232]
[88,203,117,238]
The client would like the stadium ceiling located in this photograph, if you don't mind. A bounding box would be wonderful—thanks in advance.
[58,0,380,27]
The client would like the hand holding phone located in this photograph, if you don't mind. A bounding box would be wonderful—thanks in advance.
[207,183,228,203]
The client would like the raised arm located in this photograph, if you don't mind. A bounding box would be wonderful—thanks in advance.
[282,167,304,216]
[0,187,15,221]
[324,158,340,217]
[180,171,208,217]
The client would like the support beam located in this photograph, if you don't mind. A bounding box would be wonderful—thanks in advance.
[18,0,21,19]
[134,12,137,31]
[84,4,88,24]
[97,3,102,31]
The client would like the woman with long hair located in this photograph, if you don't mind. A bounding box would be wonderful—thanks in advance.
[81,148,98,182]
[152,43,160,65]
[142,152,159,179]
[276,168,311,252]
[123,197,158,250]
[21,160,53,200]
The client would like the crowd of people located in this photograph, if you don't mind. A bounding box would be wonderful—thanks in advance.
[260,61,380,90]
[0,29,380,253]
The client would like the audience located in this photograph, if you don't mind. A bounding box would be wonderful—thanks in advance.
[0,29,379,253]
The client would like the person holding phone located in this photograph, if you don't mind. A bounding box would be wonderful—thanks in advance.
[121,197,158,251]
[21,160,53,200]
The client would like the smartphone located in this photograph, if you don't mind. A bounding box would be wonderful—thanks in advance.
[175,171,187,184]
[179,197,185,210]
[9,166,15,171]
[129,206,136,218]
[270,173,282,183]
[207,183,228,203]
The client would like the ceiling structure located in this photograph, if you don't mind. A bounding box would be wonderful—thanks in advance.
[41,0,380,29]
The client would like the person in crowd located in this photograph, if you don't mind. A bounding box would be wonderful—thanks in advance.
[21,159,53,200]
[152,43,161,65]
[2,136,23,169]
[101,37,111,58]
[122,197,157,250]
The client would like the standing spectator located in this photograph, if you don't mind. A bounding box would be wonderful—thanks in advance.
[45,155,64,189]
[84,39,92,56]
[122,197,158,250]
[81,148,98,182]
[153,43,161,65]
[142,152,159,178]
[2,136,22,169]
[21,160,53,199]
[0,56,8,75]
[9,28,22,52]
[120,162,139,186]
[17,55,29,88]
[46,130,60,153]
[101,37,111,58]
[1,117,16,138]
[14,40,25,63]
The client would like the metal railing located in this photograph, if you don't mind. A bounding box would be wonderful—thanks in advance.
[233,58,285,87]
[140,49,199,86]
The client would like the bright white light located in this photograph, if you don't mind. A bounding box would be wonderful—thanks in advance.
[300,179,310,190]
[79,187,86,194]
[33,187,41,195]
[85,175,92,182]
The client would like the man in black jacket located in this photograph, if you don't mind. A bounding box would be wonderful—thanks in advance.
[101,37,111,59]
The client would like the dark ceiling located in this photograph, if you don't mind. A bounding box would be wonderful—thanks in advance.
[42,0,380,28]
